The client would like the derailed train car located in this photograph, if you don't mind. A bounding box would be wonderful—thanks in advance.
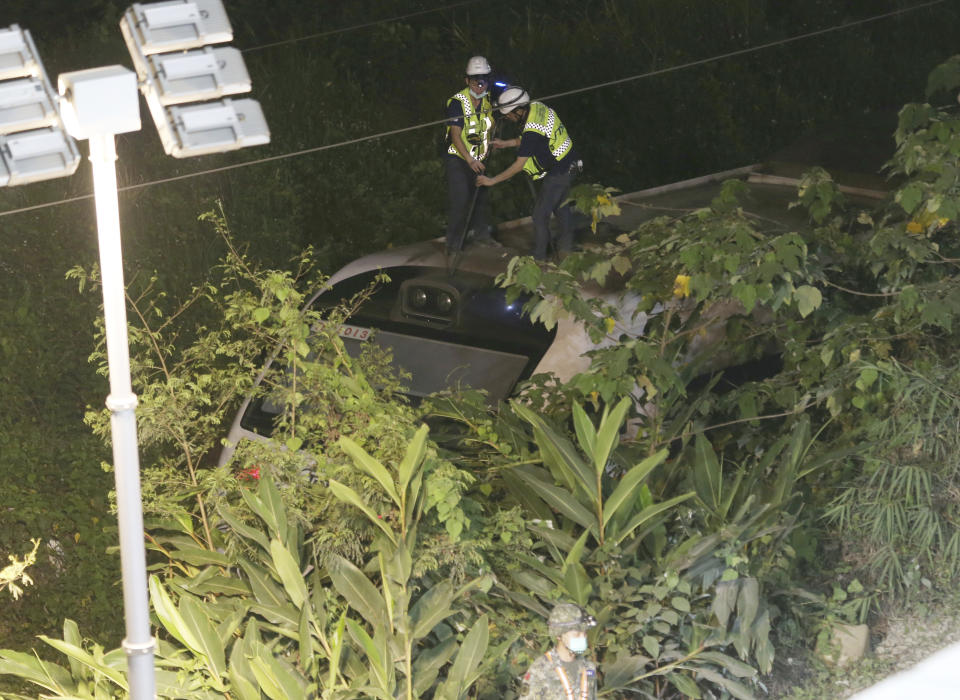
[218,143,890,466]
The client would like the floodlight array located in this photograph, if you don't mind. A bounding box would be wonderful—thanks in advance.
[0,25,80,186]
[120,0,269,158]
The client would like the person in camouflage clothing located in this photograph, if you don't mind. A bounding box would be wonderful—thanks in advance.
[518,603,598,700]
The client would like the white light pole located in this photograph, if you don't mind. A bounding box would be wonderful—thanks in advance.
[58,64,155,700]
[1,3,269,698]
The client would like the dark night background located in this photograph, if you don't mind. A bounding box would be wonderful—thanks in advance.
[0,0,958,657]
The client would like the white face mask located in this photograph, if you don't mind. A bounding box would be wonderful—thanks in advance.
[469,87,488,99]
[565,634,588,654]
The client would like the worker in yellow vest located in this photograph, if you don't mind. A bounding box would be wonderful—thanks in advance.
[518,603,598,699]
[444,56,500,254]
[477,85,583,260]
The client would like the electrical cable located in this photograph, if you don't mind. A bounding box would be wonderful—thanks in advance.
[241,0,486,54]
[539,0,946,102]
[0,0,946,220]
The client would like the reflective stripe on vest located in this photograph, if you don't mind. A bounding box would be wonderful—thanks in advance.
[546,651,590,700]
[521,102,573,180]
[446,89,494,161]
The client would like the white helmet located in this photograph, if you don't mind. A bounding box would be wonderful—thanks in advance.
[496,86,530,114]
[466,56,491,76]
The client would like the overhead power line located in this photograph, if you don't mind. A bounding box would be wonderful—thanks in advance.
[0,0,945,220]
[539,0,946,102]
[242,0,486,54]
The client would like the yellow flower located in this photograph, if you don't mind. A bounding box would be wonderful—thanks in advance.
[906,220,924,235]
[673,274,691,298]
[604,317,616,334]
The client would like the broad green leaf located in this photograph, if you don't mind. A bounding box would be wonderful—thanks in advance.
[179,595,227,681]
[40,637,129,691]
[239,487,280,540]
[695,667,757,700]
[600,654,653,690]
[562,561,593,606]
[328,479,398,546]
[62,619,83,680]
[469,632,522,687]
[398,423,429,500]
[248,602,300,628]
[270,538,308,609]
[346,618,390,692]
[512,465,596,533]
[712,580,739,627]
[0,650,73,694]
[155,667,221,698]
[612,492,695,545]
[338,435,401,507]
[227,663,261,700]
[770,420,807,507]
[794,285,822,318]
[435,614,490,700]
[168,545,232,567]
[257,478,289,546]
[897,182,923,214]
[528,522,578,555]
[571,402,598,464]
[413,637,458,696]
[667,672,702,698]
[238,559,288,610]
[298,604,314,675]
[378,552,395,634]
[737,577,760,631]
[329,555,387,629]
[642,635,660,659]
[410,582,456,639]
[217,605,248,647]
[229,620,263,696]
[692,435,722,513]
[216,506,271,551]
[697,651,758,678]
[513,402,597,501]
[511,569,559,597]
[249,645,308,700]
[149,575,203,655]
[591,397,631,477]
[604,449,667,528]
[189,574,253,597]
[562,530,591,576]
[327,610,348,690]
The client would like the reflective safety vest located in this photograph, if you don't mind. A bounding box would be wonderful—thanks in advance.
[521,101,574,180]
[446,88,494,162]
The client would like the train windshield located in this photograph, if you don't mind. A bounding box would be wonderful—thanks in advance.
[239,264,555,436]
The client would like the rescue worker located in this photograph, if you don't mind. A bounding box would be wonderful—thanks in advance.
[444,55,499,254]
[518,603,598,700]
[477,86,583,260]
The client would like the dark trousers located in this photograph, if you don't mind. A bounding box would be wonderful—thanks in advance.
[532,167,575,260]
[445,155,490,250]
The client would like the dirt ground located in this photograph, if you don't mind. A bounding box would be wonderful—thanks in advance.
[767,594,960,699]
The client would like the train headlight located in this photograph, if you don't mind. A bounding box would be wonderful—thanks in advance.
[401,280,460,322]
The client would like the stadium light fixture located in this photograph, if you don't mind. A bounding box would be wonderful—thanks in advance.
[0,24,80,186]
[121,0,270,157]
